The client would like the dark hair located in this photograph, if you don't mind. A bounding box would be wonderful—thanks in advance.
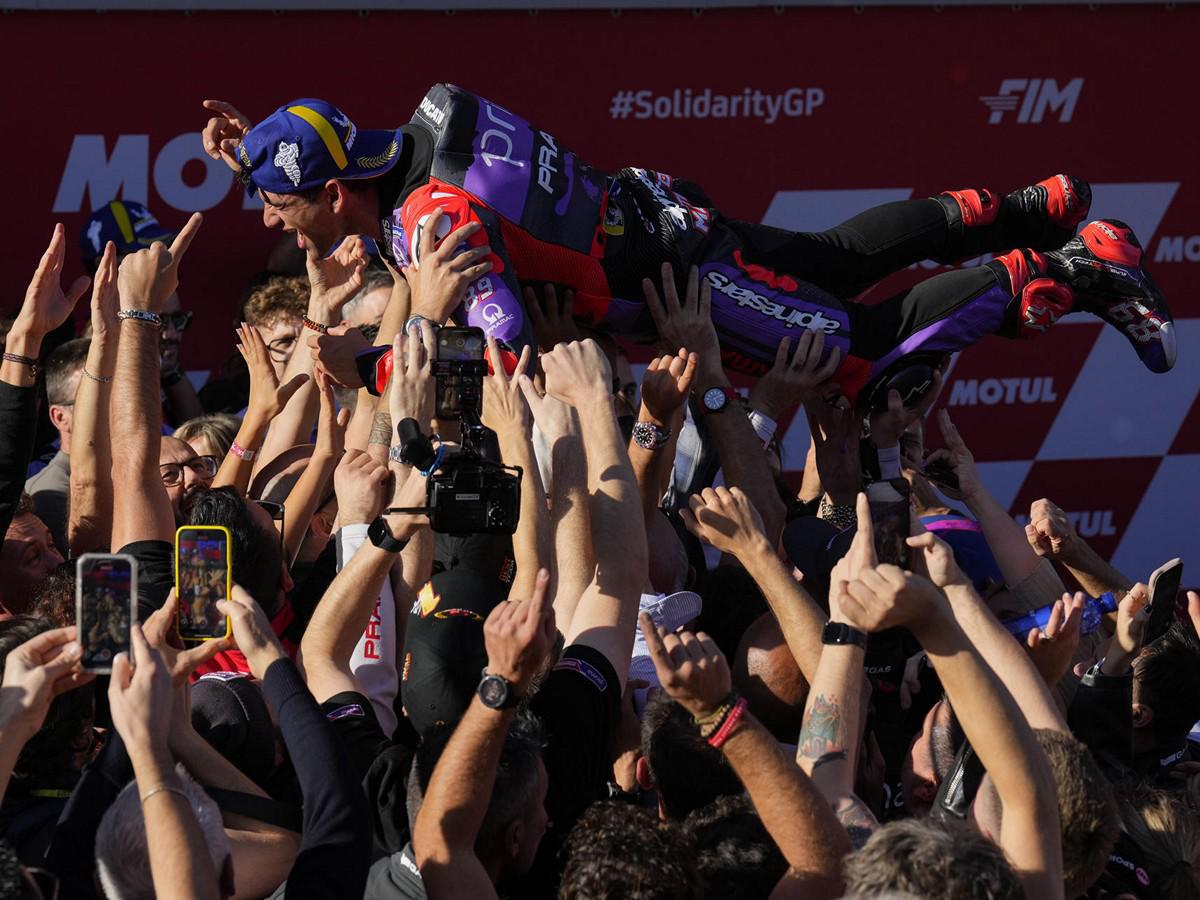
[31,565,76,628]
[187,487,283,616]
[0,616,94,785]
[683,794,786,900]
[559,801,701,900]
[406,708,544,860]
[641,690,743,821]
[44,338,90,406]
[844,817,1021,900]
[1135,621,1200,746]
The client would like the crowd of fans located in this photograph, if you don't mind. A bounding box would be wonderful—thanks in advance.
[0,194,1196,900]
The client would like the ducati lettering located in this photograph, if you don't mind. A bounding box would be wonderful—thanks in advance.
[704,271,843,334]
[480,103,525,170]
[418,96,447,127]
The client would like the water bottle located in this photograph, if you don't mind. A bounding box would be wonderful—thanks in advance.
[1001,592,1119,639]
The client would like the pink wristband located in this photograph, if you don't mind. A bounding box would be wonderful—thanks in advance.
[229,440,256,461]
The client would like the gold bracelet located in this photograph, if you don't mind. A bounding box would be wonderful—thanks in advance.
[140,784,188,805]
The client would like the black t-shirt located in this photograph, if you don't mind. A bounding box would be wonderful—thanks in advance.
[365,843,427,900]
[118,539,175,622]
[322,691,417,857]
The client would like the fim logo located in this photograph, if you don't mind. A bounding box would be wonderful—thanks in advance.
[980,78,1083,124]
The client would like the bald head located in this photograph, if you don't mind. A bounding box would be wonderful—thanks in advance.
[733,613,809,743]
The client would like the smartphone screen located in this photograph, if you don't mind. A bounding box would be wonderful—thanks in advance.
[76,554,135,672]
[436,327,485,419]
[175,527,231,641]
[867,479,912,569]
[1145,558,1184,645]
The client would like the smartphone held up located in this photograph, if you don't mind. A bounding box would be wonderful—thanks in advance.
[175,526,232,642]
[75,554,136,673]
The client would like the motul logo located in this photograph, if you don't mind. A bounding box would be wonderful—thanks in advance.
[948,377,1058,406]
[980,78,1083,124]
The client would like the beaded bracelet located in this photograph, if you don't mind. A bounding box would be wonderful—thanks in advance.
[118,309,163,327]
[693,694,737,738]
[302,315,329,334]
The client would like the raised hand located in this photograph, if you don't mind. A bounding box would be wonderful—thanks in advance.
[1100,583,1150,675]
[525,283,581,352]
[307,325,372,389]
[1024,498,1082,564]
[748,330,842,420]
[144,589,232,682]
[314,365,351,460]
[0,626,91,743]
[117,212,203,313]
[838,565,946,635]
[642,264,721,376]
[89,241,121,345]
[640,348,698,425]
[679,485,769,558]
[926,409,984,504]
[307,235,369,321]
[541,339,612,409]
[482,336,532,437]
[108,625,173,762]
[216,586,288,682]
[388,319,437,425]
[804,397,864,507]
[202,99,253,173]
[238,322,309,421]
[17,224,92,339]
[905,525,969,590]
[483,569,556,693]
[402,208,493,323]
[334,452,391,526]
[638,613,731,720]
[1024,592,1086,686]
[517,373,578,445]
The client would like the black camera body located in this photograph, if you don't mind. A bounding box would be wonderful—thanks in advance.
[395,416,522,535]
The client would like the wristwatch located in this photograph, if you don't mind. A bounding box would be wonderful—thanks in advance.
[477,669,522,710]
[367,516,409,553]
[701,386,737,413]
[822,621,868,648]
[631,421,672,451]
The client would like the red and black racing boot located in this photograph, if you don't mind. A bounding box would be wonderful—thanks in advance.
[1046,220,1176,373]
[1001,174,1092,249]
[992,247,1077,337]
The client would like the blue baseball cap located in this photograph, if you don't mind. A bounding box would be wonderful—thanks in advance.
[80,200,175,267]
[236,99,403,196]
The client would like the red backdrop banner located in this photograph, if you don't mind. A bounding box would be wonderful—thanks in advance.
[4,6,1196,580]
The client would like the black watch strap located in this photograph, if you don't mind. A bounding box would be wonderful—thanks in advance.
[822,621,868,648]
[368,516,409,553]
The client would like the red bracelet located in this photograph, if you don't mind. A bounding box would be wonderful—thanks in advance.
[229,440,256,461]
[707,696,748,750]
[302,315,329,334]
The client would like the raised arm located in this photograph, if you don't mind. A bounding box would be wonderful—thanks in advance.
[640,614,849,899]
[839,565,1064,899]
[253,238,367,476]
[482,339,551,601]
[630,349,696,523]
[413,570,555,899]
[541,340,648,690]
[1025,497,1134,598]
[109,626,220,900]
[110,214,202,549]
[1,224,90,536]
[69,242,119,554]
[643,264,795,544]
[683,486,828,684]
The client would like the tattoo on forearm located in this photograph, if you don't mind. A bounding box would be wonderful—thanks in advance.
[368,411,392,446]
[798,694,844,760]
[834,795,879,850]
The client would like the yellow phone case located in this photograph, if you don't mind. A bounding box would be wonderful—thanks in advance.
[174,525,232,642]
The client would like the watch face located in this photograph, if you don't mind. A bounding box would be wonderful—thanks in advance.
[479,675,509,708]
[703,387,728,412]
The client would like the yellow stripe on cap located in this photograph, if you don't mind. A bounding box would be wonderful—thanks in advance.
[110,201,135,245]
[287,105,348,171]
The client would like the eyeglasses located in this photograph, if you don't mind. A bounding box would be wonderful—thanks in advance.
[160,455,218,486]
[162,311,193,332]
[266,334,299,362]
